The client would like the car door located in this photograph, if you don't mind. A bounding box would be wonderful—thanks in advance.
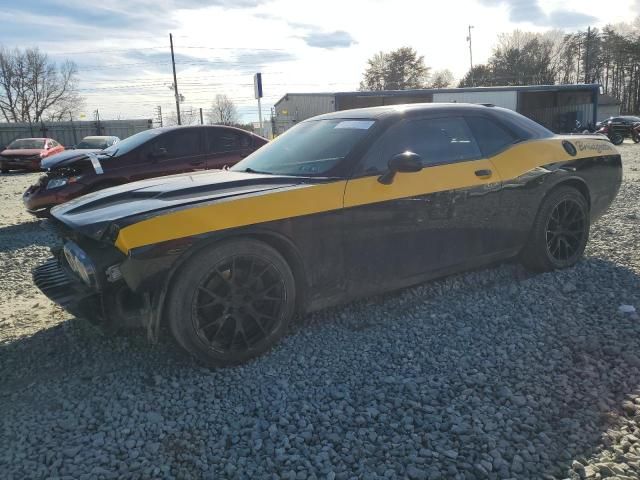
[136,128,207,180]
[342,115,503,295]
[204,128,252,170]
[464,114,531,253]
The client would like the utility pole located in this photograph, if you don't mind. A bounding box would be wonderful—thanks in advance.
[199,107,204,125]
[576,42,581,84]
[94,109,101,135]
[467,25,475,87]
[155,105,163,127]
[170,33,181,125]
[584,26,591,84]
[69,112,77,146]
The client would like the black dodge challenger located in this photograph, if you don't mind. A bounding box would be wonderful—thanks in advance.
[34,104,622,365]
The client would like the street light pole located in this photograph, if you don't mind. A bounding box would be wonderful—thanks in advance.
[467,25,475,87]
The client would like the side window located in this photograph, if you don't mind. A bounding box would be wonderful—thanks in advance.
[465,116,519,157]
[153,130,201,157]
[358,117,481,175]
[207,129,248,153]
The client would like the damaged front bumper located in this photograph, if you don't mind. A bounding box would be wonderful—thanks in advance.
[33,256,104,323]
[33,251,151,331]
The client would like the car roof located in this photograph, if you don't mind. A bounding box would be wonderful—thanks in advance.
[311,103,513,121]
[309,102,553,139]
[82,136,116,140]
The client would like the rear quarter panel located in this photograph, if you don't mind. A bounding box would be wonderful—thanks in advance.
[489,136,621,250]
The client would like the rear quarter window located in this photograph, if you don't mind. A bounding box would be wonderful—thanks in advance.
[465,116,520,157]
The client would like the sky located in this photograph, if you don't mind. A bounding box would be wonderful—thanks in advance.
[0,0,638,123]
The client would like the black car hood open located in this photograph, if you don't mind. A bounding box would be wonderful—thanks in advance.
[41,149,102,170]
[51,169,308,242]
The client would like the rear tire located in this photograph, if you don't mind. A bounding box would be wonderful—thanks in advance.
[520,186,590,272]
[167,238,296,366]
[632,132,640,143]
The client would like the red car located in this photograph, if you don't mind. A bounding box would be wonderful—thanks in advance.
[0,138,65,173]
[23,125,268,217]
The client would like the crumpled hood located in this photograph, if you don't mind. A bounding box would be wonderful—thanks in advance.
[41,149,99,170]
[51,169,306,241]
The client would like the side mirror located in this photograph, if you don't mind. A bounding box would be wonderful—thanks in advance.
[378,151,423,185]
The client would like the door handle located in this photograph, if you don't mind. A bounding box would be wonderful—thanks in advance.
[475,169,492,178]
[190,160,205,166]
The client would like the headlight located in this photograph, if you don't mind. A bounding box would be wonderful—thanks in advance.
[63,241,97,288]
[47,178,68,189]
[46,175,82,189]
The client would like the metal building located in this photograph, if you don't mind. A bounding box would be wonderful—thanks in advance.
[273,84,601,135]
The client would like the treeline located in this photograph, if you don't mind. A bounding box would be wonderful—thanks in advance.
[459,18,640,114]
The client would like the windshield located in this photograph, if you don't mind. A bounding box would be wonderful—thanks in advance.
[231,119,377,176]
[102,129,164,157]
[7,139,46,150]
[77,138,111,149]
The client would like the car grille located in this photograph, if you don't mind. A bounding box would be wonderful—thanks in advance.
[33,257,99,317]
[33,258,82,309]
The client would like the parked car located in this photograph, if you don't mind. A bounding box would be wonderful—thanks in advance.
[72,135,120,150]
[0,138,64,173]
[23,125,267,217]
[595,115,640,130]
[34,104,622,366]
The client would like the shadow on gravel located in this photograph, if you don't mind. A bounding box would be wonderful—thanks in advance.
[0,221,54,252]
[2,258,640,478]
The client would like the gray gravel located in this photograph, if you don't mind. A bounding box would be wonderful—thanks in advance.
[1,144,640,480]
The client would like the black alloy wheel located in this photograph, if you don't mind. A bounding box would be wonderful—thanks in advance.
[167,238,296,366]
[192,255,286,353]
[545,199,586,264]
[521,186,590,272]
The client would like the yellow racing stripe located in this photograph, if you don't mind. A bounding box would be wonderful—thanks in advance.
[114,181,347,253]
[115,136,616,253]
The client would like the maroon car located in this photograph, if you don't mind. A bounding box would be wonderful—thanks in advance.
[23,125,268,217]
[1,137,65,173]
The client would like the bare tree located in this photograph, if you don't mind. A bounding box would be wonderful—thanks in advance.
[0,46,81,123]
[208,94,238,125]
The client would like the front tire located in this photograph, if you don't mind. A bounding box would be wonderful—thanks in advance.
[167,238,296,366]
[610,133,624,145]
[521,186,590,272]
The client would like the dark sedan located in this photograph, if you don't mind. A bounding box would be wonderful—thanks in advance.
[34,104,621,366]
[23,125,267,216]
[596,115,640,129]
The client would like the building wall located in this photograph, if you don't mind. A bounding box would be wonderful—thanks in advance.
[273,94,336,135]
[433,91,517,110]
[597,104,621,121]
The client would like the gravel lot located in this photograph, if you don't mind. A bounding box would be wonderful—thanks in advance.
[1,144,640,480]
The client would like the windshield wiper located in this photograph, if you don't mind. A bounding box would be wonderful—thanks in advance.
[242,167,273,174]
